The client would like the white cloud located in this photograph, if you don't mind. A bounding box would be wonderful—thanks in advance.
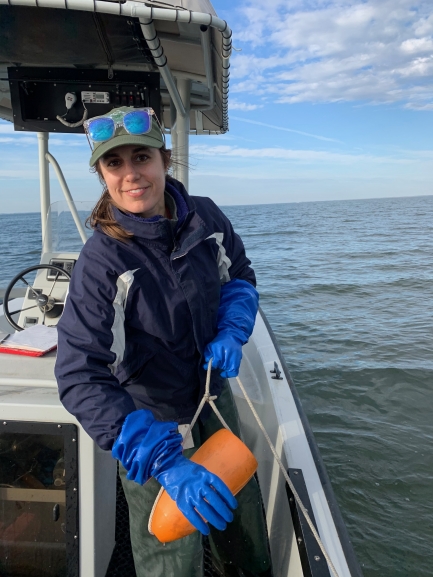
[50,138,87,147]
[230,115,341,142]
[401,38,433,54]
[405,102,433,111]
[0,136,86,148]
[229,100,264,111]
[0,121,87,149]
[231,0,433,107]
[190,143,417,165]
[0,123,15,134]
[0,136,37,145]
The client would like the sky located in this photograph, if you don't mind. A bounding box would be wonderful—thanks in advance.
[2,0,433,211]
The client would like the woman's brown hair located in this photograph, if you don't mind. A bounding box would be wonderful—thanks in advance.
[86,146,172,242]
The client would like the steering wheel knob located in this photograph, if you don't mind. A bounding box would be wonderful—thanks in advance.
[37,294,49,307]
[37,294,57,313]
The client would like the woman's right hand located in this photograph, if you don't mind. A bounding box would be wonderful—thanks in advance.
[112,409,183,485]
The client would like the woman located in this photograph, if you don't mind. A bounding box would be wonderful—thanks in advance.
[55,107,272,577]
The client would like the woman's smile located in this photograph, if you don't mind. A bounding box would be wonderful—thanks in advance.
[123,187,148,195]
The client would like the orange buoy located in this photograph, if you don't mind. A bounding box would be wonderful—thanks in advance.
[149,428,258,543]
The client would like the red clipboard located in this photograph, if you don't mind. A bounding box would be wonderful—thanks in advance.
[0,345,57,357]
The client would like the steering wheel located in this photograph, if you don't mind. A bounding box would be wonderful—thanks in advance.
[3,264,71,332]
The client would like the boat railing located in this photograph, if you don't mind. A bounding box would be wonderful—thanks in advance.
[42,200,94,255]
[45,152,88,247]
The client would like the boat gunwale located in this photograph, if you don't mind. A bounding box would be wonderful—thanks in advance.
[259,307,364,577]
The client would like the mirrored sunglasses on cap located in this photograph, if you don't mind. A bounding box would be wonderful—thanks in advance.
[83,107,156,144]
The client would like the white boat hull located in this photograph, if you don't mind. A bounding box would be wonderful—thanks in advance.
[0,306,361,577]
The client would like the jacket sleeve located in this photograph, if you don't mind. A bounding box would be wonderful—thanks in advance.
[55,244,137,451]
[217,279,259,344]
[204,198,256,288]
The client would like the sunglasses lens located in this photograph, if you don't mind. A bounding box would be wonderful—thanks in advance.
[123,110,152,135]
[88,117,115,142]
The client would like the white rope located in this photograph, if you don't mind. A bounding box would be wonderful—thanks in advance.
[235,375,341,577]
[180,358,341,577]
[181,358,231,448]
[149,359,231,535]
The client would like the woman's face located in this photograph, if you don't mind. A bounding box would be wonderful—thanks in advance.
[98,145,167,218]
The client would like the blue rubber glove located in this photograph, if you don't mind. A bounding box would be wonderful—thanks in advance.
[204,279,259,378]
[204,331,243,378]
[112,410,183,485]
[152,453,238,535]
[112,409,237,535]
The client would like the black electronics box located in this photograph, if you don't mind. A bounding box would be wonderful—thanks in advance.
[8,67,161,134]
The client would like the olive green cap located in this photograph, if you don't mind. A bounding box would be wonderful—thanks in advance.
[88,107,164,167]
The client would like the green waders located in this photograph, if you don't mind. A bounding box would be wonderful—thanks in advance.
[119,381,273,577]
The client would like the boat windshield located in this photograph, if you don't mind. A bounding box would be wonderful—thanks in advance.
[44,200,94,253]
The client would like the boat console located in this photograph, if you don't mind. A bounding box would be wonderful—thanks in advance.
[2,200,93,332]
[0,377,117,577]
[0,198,117,576]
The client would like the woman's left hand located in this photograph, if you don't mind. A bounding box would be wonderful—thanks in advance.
[203,331,243,378]
[153,454,238,535]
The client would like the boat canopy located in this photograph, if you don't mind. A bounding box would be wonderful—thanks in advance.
[0,0,232,134]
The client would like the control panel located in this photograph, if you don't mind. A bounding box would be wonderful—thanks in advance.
[8,67,161,134]
[81,91,111,104]
[47,259,76,281]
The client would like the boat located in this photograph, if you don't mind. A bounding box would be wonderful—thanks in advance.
[0,2,364,576]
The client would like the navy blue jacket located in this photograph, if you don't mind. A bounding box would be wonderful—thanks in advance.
[55,179,256,450]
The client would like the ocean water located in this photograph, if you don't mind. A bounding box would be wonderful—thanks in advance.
[1,195,433,577]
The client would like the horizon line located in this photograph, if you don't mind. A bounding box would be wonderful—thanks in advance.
[1,193,432,216]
